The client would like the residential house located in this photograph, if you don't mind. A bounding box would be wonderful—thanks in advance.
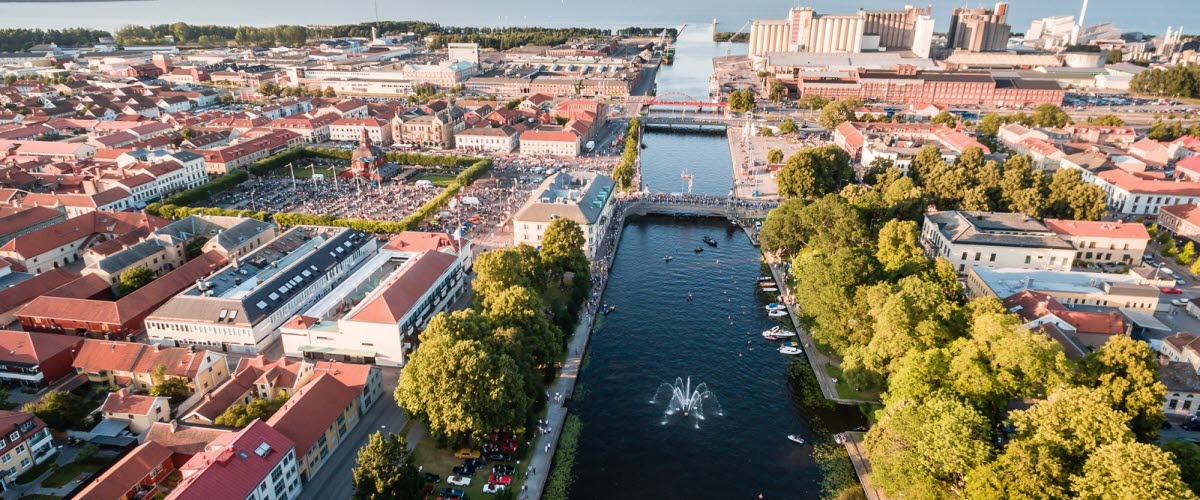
[71,340,231,396]
[0,211,169,274]
[167,420,301,500]
[74,441,175,500]
[519,129,580,157]
[0,410,55,487]
[100,389,171,434]
[264,373,361,481]
[0,330,83,388]
[513,171,615,258]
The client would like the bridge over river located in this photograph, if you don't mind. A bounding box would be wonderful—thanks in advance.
[623,195,776,220]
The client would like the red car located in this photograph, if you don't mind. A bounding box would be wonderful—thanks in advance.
[489,474,512,486]
[1162,288,1184,294]
[499,441,518,453]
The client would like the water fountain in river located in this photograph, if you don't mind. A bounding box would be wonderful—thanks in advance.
[650,377,723,428]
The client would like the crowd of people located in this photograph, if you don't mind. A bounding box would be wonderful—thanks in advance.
[215,176,445,222]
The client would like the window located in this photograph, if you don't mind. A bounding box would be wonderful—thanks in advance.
[989,253,996,262]
[7,432,16,442]
[1024,256,1031,264]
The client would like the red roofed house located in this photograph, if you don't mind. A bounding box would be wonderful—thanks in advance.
[0,330,83,388]
[17,250,228,339]
[1002,290,1130,358]
[181,356,315,426]
[74,440,175,500]
[329,117,392,145]
[70,339,230,397]
[519,129,581,156]
[1092,168,1200,216]
[167,420,301,500]
[280,248,465,367]
[1160,204,1200,245]
[265,372,361,481]
[0,410,56,487]
[0,211,168,274]
[1042,218,1150,266]
[100,388,170,434]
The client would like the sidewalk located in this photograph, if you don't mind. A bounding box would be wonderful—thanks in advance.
[843,431,889,500]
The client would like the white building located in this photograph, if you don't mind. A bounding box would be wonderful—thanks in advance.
[447,43,481,66]
[145,226,376,354]
[519,129,580,157]
[1043,218,1149,267]
[514,171,616,258]
[455,126,518,153]
[921,211,1077,274]
[1091,168,1200,216]
[329,117,392,145]
[279,233,468,367]
[748,6,935,60]
[170,420,302,500]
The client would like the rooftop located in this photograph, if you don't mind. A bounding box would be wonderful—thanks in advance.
[972,266,1160,300]
[514,171,615,225]
[926,211,1073,249]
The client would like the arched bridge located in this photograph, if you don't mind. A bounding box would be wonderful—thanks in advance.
[623,195,776,220]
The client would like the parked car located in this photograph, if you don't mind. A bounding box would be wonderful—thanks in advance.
[1162,288,1183,294]
[1173,298,1189,306]
[488,474,512,486]
[1182,419,1200,432]
[447,475,472,486]
[440,487,466,498]
[486,453,511,462]
[452,466,476,477]
[492,465,516,475]
[424,473,442,484]
[463,458,486,468]
[483,482,507,494]
[454,449,481,459]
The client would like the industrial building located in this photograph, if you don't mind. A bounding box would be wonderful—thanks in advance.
[947,2,1012,52]
[748,6,935,60]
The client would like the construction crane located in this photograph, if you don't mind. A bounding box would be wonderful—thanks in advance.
[725,21,751,56]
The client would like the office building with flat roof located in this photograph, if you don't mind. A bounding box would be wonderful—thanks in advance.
[922,211,1077,274]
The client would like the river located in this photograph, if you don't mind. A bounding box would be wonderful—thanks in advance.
[0,0,1186,36]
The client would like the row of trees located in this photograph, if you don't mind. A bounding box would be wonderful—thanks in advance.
[429,27,610,51]
[256,81,336,98]
[759,143,1197,497]
[115,23,309,46]
[395,219,590,443]
[727,90,756,113]
[1131,65,1200,98]
[0,28,111,52]
[611,119,640,189]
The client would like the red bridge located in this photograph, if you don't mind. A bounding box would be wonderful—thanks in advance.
[646,92,726,109]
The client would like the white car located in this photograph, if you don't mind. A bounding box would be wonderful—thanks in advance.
[447,475,471,486]
[483,483,507,494]
[1173,299,1189,306]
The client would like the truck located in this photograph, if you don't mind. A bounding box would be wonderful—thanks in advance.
[585,140,595,151]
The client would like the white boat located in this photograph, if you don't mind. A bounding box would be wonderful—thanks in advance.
[761,287,779,292]
[762,326,796,339]
[779,346,803,355]
[764,303,787,311]
[787,435,805,444]
[768,309,788,317]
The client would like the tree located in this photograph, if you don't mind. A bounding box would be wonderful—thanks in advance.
[1107,49,1123,65]
[875,220,925,276]
[767,148,784,164]
[817,100,855,130]
[482,285,563,372]
[21,390,91,430]
[1076,335,1167,441]
[931,111,958,126]
[472,246,545,310]
[1046,168,1107,220]
[394,310,534,443]
[1181,242,1197,265]
[776,145,854,198]
[798,93,830,111]
[768,80,788,103]
[214,393,289,428]
[540,218,588,277]
[865,395,994,499]
[778,117,798,134]
[1072,442,1198,500]
[323,86,337,98]
[352,432,422,500]
[727,89,756,113]
[76,442,100,462]
[117,266,155,296]
[1030,104,1072,127]
[1091,114,1124,126]
[149,365,192,405]
[977,112,1003,136]
[790,246,877,354]
[1164,440,1200,495]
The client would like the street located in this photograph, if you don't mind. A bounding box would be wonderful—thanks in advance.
[297,366,407,500]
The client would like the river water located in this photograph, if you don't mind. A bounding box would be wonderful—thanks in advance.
[567,24,864,500]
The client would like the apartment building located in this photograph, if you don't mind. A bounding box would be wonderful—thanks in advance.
[921,211,1076,274]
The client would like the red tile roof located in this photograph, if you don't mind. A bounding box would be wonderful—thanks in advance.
[382,231,464,253]
[349,250,457,324]
[520,130,578,143]
[169,420,294,500]
[1002,290,1126,335]
[1162,204,1200,226]
[0,330,82,366]
[265,373,358,455]
[144,421,228,456]
[0,268,78,313]
[101,389,165,415]
[0,211,166,260]
[1098,169,1200,196]
[76,441,174,499]
[1042,219,1150,239]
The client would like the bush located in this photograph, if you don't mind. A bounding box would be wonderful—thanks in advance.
[543,414,582,500]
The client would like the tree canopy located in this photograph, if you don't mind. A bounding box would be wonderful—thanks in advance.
[776,145,855,199]
[117,266,156,296]
[352,431,423,500]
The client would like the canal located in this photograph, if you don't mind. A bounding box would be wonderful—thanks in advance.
[567,24,865,500]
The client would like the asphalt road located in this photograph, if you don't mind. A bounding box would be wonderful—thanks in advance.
[298,366,406,500]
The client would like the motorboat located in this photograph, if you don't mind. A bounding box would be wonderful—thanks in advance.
[758,281,776,288]
[761,287,779,292]
[604,305,617,315]
[768,309,788,317]
[702,236,718,247]
[779,346,803,355]
[781,341,800,348]
[664,255,673,262]
[694,247,704,253]
[757,276,773,282]
[764,303,787,311]
[787,435,805,444]
[686,292,693,302]
[762,326,796,339]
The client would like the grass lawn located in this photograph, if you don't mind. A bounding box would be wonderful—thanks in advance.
[824,364,882,402]
[14,459,55,485]
[42,460,103,488]
[416,174,457,187]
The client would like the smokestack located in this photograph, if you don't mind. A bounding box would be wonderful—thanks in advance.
[1078,0,1090,29]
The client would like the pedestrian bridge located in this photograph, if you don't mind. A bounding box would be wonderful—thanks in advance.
[623,197,776,220]
[639,114,753,129]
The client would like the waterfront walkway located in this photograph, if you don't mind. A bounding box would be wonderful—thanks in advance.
[843,431,890,500]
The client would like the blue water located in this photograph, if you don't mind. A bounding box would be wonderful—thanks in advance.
[0,0,1188,36]
[569,218,864,499]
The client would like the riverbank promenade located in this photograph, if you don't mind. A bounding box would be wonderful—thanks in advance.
[844,431,890,500]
